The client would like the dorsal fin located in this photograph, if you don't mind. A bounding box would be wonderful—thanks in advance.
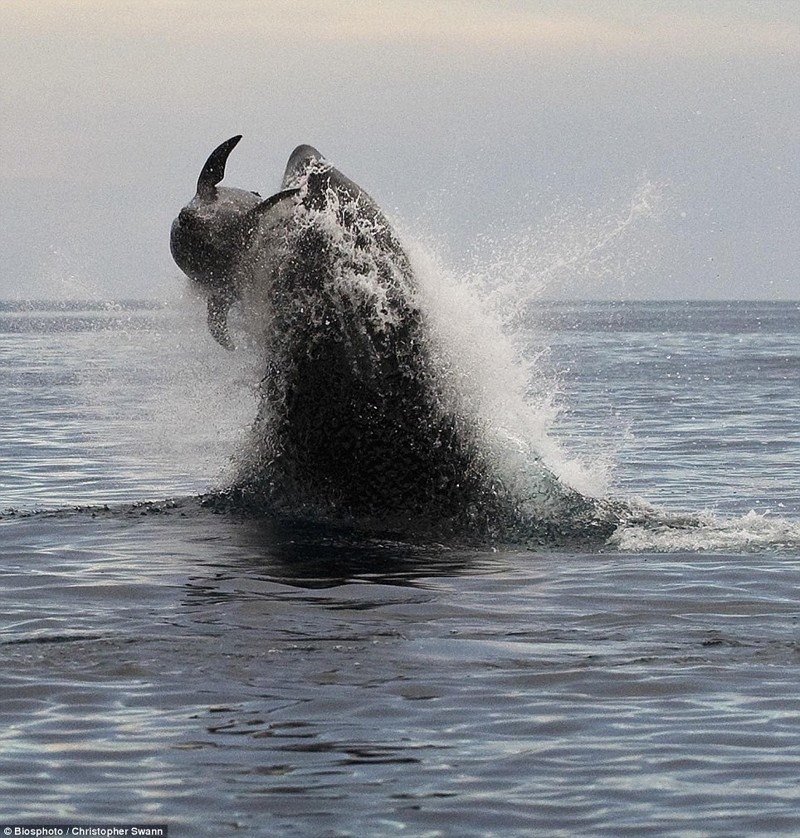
[282,144,325,187]
[197,135,242,199]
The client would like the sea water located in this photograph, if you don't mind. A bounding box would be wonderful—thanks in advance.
[1,298,799,836]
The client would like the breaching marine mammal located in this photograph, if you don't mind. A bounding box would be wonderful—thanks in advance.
[171,137,617,541]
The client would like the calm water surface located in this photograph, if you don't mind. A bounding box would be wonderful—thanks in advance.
[1,300,799,836]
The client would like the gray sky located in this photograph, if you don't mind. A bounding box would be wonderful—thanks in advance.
[1,0,798,300]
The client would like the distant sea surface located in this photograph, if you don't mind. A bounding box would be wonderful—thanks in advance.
[2,299,799,836]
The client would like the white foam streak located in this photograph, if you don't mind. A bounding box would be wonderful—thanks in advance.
[611,509,800,553]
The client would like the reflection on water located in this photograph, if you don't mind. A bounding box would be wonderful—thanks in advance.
[2,506,800,835]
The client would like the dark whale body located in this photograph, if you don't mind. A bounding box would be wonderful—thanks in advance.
[171,137,618,542]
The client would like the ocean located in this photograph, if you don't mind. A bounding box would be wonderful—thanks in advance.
[1,298,799,836]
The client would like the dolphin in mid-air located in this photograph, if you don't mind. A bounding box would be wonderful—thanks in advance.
[170,135,300,349]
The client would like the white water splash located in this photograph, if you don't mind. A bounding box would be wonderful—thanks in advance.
[76,292,260,497]
[468,178,669,320]
[397,179,669,501]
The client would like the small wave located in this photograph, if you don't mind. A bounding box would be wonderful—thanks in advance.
[609,506,800,553]
[1,633,105,647]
